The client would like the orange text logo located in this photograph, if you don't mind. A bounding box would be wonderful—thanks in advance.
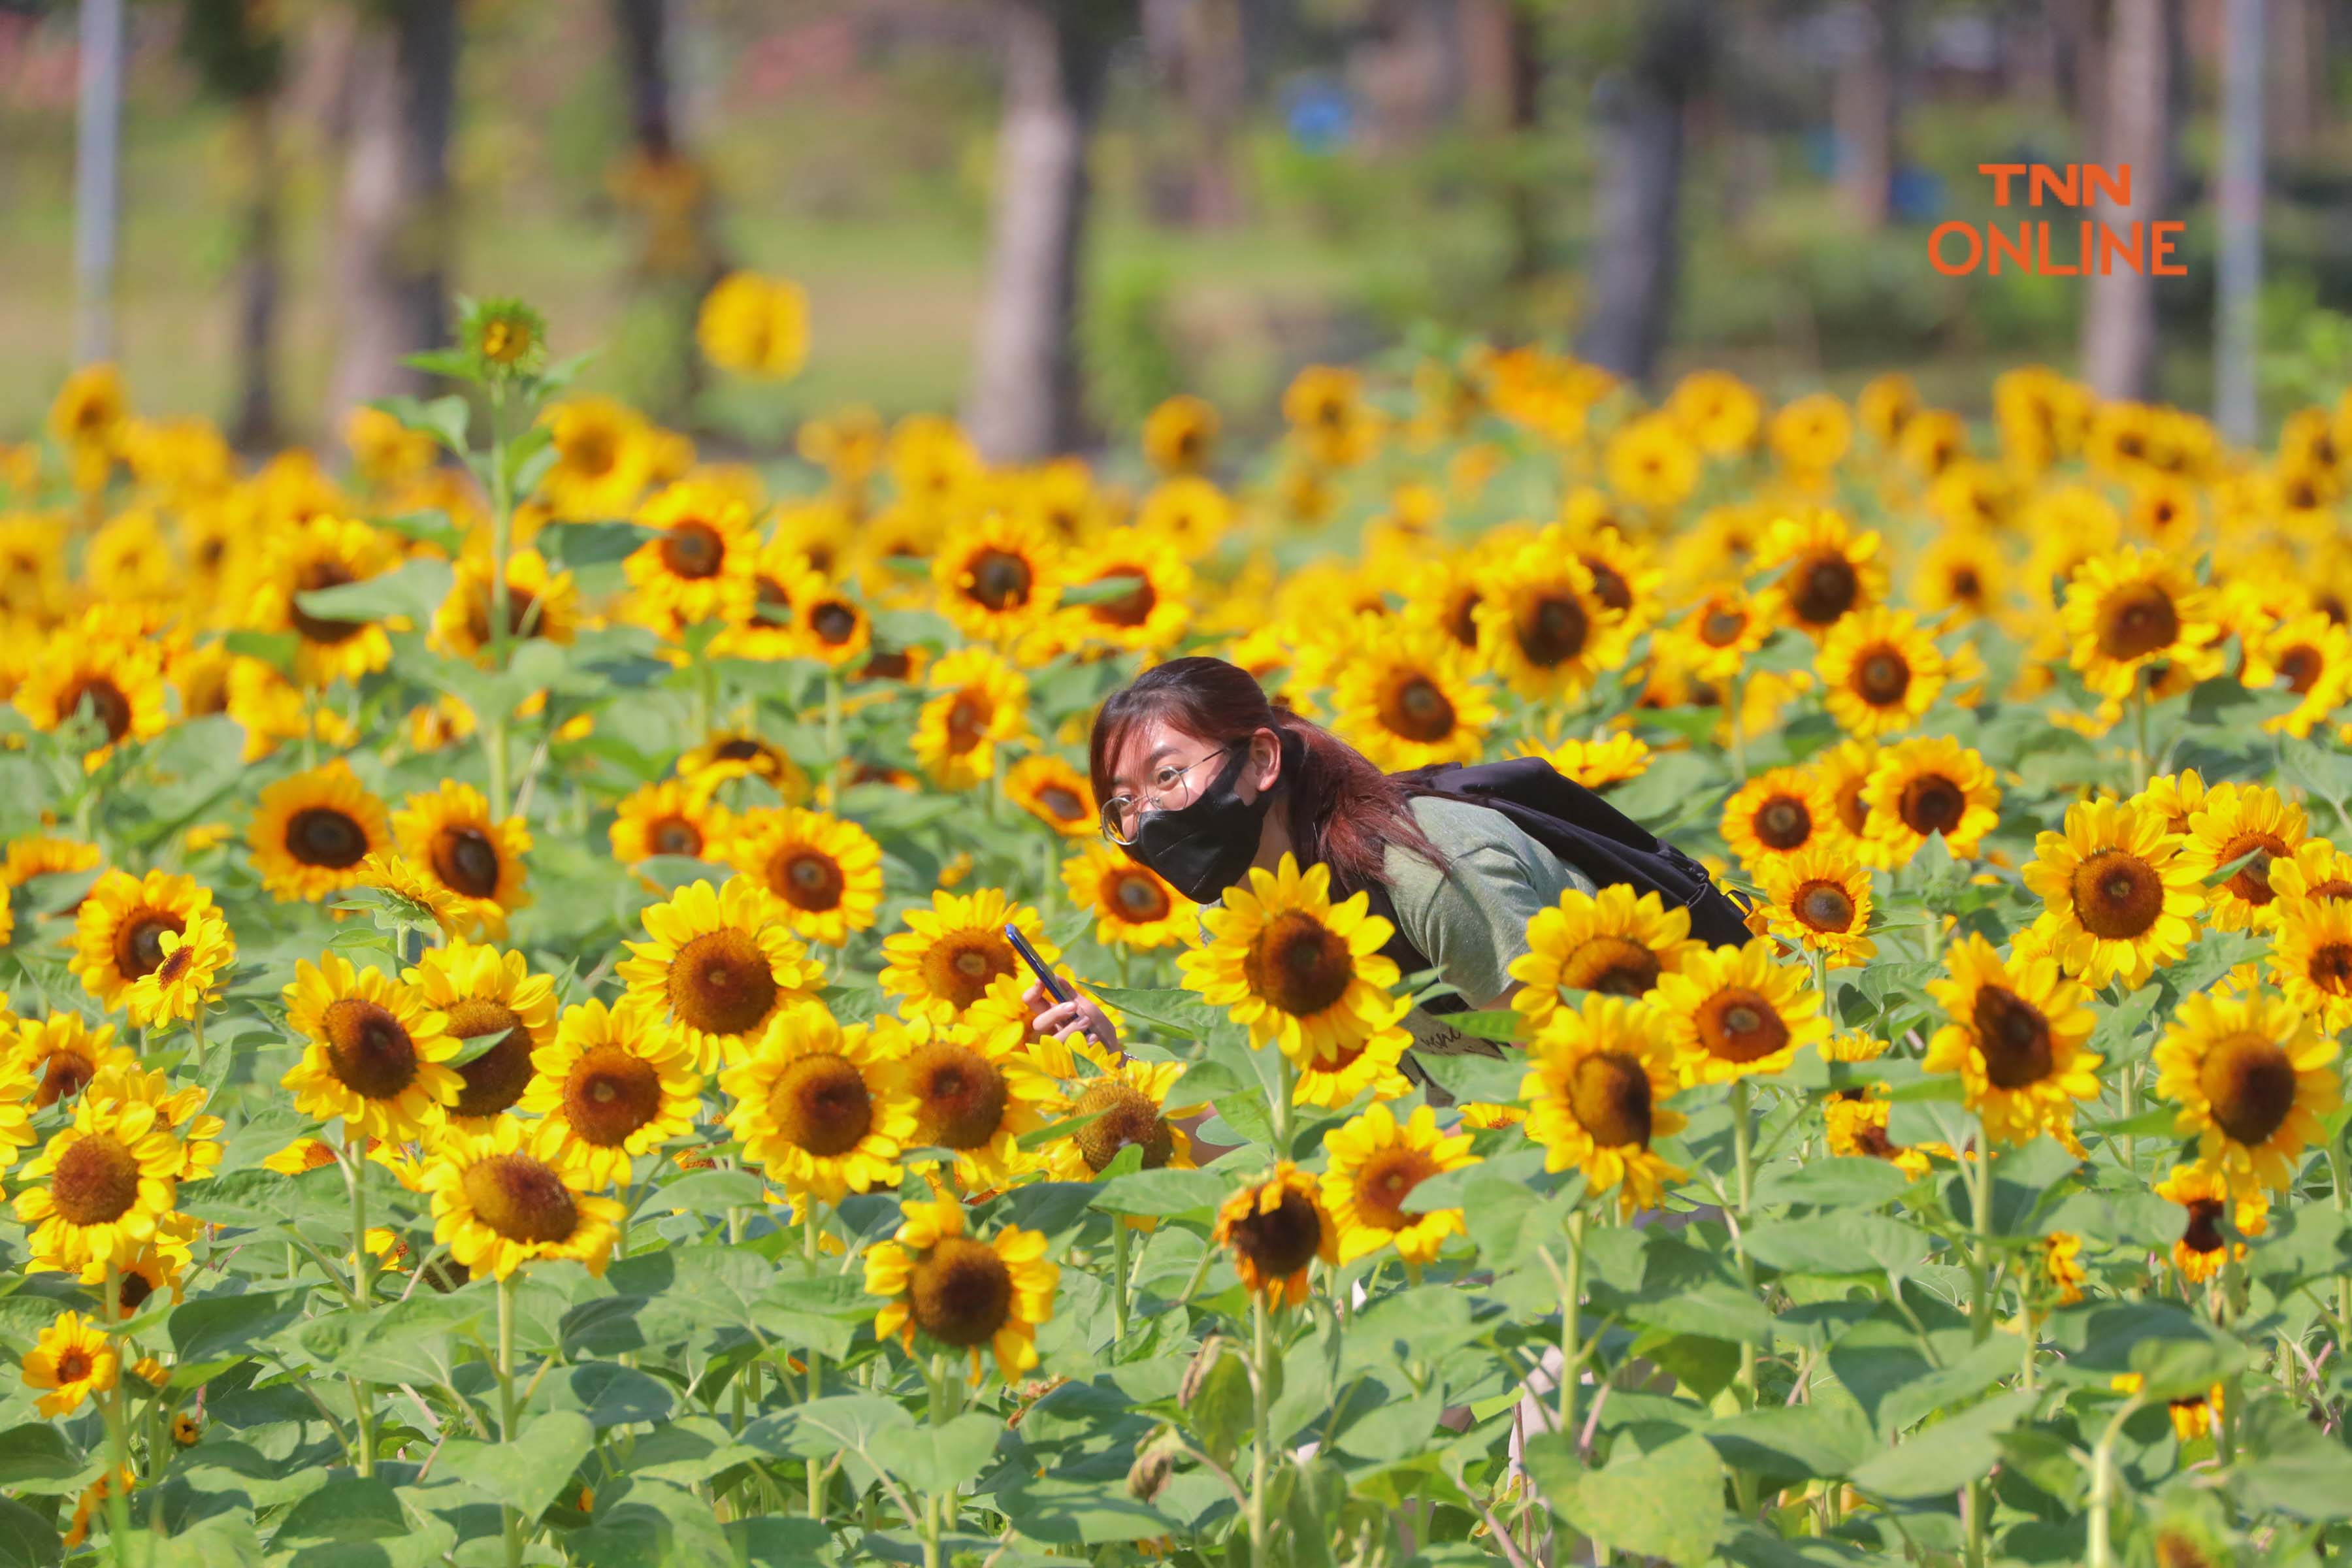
[1929,165,2187,278]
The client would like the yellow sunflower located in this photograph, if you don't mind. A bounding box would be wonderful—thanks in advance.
[1142,393,1219,475]
[933,510,1060,644]
[2020,798,2202,989]
[70,869,216,1015]
[82,1065,221,1183]
[245,515,401,685]
[2155,988,2342,1196]
[2061,547,2222,700]
[0,1051,33,1170]
[1004,755,1098,838]
[1319,1103,1476,1266]
[625,480,759,630]
[381,784,525,934]
[608,779,730,866]
[880,887,1057,1034]
[911,647,1031,792]
[12,1097,186,1273]
[697,272,809,378]
[2131,768,2210,838]
[617,877,824,1071]
[424,1116,625,1281]
[1664,586,1775,683]
[1858,736,2001,864]
[865,1198,1058,1382]
[1652,938,1828,1085]
[1520,994,1688,1216]
[8,1015,136,1110]
[2270,838,2352,909]
[403,941,559,1126]
[1823,1096,1936,1178]
[1921,935,2100,1146]
[1055,531,1194,653]
[2180,782,2309,933]
[1754,510,1886,638]
[713,534,815,662]
[354,852,466,939]
[1808,738,1879,847]
[280,954,463,1141]
[1214,1163,1339,1307]
[724,807,884,948]
[1178,855,1410,1066]
[1473,544,1633,700]
[719,1003,915,1202]
[787,572,872,669]
[2152,1164,2265,1284]
[1010,1033,1198,1190]
[432,547,578,663]
[1912,529,2009,624]
[888,1021,1040,1194]
[518,998,702,1188]
[1816,607,1945,738]
[13,633,168,764]
[1722,768,1839,870]
[248,761,390,904]
[1330,625,1498,771]
[2041,1232,2087,1305]
[1062,842,1198,951]
[1509,883,1702,1028]
[21,1312,118,1417]
[123,911,234,1030]
[1524,732,1652,794]
[1754,847,1876,968]
[2240,610,2352,739]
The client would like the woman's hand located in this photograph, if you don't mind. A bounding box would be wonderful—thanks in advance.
[1023,983,1119,1052]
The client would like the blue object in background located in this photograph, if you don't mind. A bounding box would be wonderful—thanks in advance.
[1281,76,1353,152]
[1891,167,1943,223]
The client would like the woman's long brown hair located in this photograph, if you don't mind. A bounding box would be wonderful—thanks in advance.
[1088,656,1444,894]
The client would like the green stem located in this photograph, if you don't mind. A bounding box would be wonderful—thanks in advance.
[1731,1077,1759,1405]
[498,1273,523,1568]
[486,715,512,824]
[1249,1293,1275,1568]
[1968,1120,1995,1343]
[1557,1208,1586,1439]
[2119,1058,2138,1181]
[2335,1139,2352,1358]
[823,668,843,794]
[188,1005,206,1073]
[2085,1399,2139,1568]
[1112,1220,1132,1341]
[1727,670,1748,782]
[1269,1051,1295,1159]
[345,1126,375,1478]
[101,1262,133,1567]
[485,384,515,821]
[804,1200,826,1518]
[2131,680,2151,787]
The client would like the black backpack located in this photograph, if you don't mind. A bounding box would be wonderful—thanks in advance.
[1359,755,1753,1017]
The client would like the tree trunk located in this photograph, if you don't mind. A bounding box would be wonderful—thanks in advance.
[1574,0,1708,385]
[1833,0,1901,227]
[2268,0,2319,152]
[73,0,125,365]
[965,1,1120,463]
[327,0,459,429]
[231,96,282,452]
[613,0,676,159]
[1177,0,1245,226]
[1462,0,1543,284]
[2080,0,2170,401]
[2214,0,2262,442]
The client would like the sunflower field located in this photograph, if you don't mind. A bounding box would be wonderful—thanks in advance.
[4,293,2352,1568]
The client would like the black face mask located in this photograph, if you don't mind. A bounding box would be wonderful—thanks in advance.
[1128,746,1273,904]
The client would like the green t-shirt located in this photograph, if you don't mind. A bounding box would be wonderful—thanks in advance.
[1381,794,1595,1058]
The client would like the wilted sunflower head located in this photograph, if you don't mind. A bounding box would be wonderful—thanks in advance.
[1070,1077,1175,1173]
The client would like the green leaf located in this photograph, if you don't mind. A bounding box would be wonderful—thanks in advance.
[1527,1430,1725,1567]
[0,1496,60,1568]
[438,1411,593,1519]
[1848,1388,2044,1499]
[1742,1213,1927,1279]
[1441,1008,1527,1043]
[2234,1392,2352,1519]
[570,1477,732,1568]
[747,1394,911,1460]
[370,393,471,454]
[271,1474,408,1543]
[617,1414,768,1486]
[867,1412,1000,1495]
[722,1518,840,1567]
[1413,1049,1528,1106]
[652,1168,768,1213]
[1086,986,1226,1043]
[169,1289,304,1362]
[1752,1158,1912,1211]
[554,1362,677,1430]
[1090,1168,1229,1218]
[293,556,453,626]
[0,1422,91,1492]
[1705,1405,1873,1488]
[1184,1343,1253,1466]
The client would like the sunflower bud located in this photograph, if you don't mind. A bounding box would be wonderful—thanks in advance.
[1179,1335,1229,1408]
[1126,1429,1182,1503]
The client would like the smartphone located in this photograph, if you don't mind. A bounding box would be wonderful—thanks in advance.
[1003,923,1071,1005]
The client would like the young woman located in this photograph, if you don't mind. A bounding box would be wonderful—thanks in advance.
[1025,655,1598,1063]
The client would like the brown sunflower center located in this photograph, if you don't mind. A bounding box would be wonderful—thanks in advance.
[2278,645,2325,694]
[54,1347,94,1384]
[648,817,702,857]
[60,676,133,742]
[1697,988,1790,1064]
[2310,943,2352,996]
[2310,877,2352,903]
[51,1134,140,1225]
[1971,985,2054,1088]
[1350,1147,1439,1232]
[769,1052,873,1156]
[563,1045,663,1147]
[1754,795,1812,851]
[156,942,195,985]
[713,738,770,765]
[1072,1081,1174,1171]
[1950,567,1983,602]
[2069,848,2163,939]
[1443,591,1482,649]
[666,928,778,1037]
[1565,1051,1652,1147]
[1036,785,1085,824]
[1090,572,1156,628]
[112,909,184,981]
[919,933,1016,1010]
[1515,591,1590,668]
[118,1271,154,1313]
[943,692,992,755]
[768,848,845,913]
[1376,672,1454,743]
[966,548,1035,612]
[1794,881,1856,933]
[661,521,726,580]
[1789,553,1859,625]
[287,807,368,870]
[1855,649,1910,706]
[444,998,534,1119]
[466,583,542,647]
[2180,1197,2225,1257]
[459,1153,580,1244]
[809,600,859,645]
[2095,582,2180,661]
[1243,910,1355,1017]
[321,998,420,1099]
[34,1051,96,1108]
[431,825,504,900]
[291,561,367,644]
[908,1236,1014,1346]
[1109,870,1171,924]
[907,1041,1007,1150]
[1897,774,1967,838]
[1558,936,1663,997]
[1701,606,1747,646]
[2217,831,2289,906]
[2199,1034,2300,1147]
[1227,1185,1324,1280]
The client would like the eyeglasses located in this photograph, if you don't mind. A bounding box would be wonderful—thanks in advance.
[1100,747,1235,845]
